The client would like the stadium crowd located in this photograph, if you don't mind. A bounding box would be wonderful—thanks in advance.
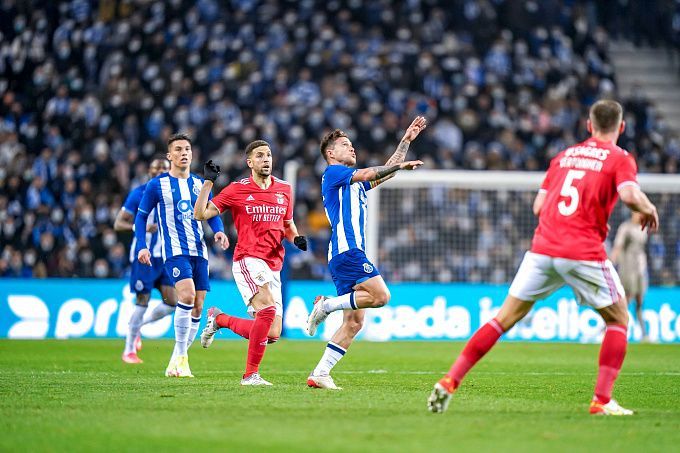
[0,0,679,285]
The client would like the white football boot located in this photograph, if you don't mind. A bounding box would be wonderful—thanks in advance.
[165,355,194,378]
[590,399,634,416]
[200,306,222,348]
[306,295,329,336]
[427,382,454,414]
[307,374,342,390]
[240,372,273,386]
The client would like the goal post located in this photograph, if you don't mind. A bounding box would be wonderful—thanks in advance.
[366,170,680,286]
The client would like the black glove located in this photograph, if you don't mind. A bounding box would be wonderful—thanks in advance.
[293,235,307,251]
[203,159,220,182]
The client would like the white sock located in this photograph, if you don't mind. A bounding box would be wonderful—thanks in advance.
[187,317,200,348]
[173,302,193,357]
[124,305,147,354]
[322,292,357,313]
[313,342,346,376]
[142,303,175,325]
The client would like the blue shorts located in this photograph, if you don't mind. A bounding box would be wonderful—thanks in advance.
[129,257,173,294]
[328,248,381,296]
[164,255,210,291]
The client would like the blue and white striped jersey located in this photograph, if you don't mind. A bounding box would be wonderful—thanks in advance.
[121,183,162,261]
[321,165,373,261]
[134,173,224,261]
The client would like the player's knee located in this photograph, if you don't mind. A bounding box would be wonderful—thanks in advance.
[372,289,391,308]
[178,288,196,304]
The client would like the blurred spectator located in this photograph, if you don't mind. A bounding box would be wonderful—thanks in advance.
[0,0,678,284]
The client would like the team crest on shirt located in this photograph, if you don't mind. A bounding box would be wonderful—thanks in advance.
[172,267,180,278]
[363,263,374,273]
[135,280,144,291]
[192,185,201,196]
[276,193,285,204]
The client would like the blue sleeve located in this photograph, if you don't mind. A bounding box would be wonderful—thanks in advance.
[323,165,356,190]
[207,215,224,234]
[204,187,224,233]
[122,186,143,214]
[134,179,159,251]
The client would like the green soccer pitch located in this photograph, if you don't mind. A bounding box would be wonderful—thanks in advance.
[1,340,679,452]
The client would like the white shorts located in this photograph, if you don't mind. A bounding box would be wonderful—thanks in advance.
[232,257,283,317]
[509,252,625,310]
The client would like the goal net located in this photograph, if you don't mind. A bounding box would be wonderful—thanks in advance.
[366,171,680,286]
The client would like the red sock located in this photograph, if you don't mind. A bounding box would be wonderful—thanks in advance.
[594,324,628,404]
[442,318,505,391]
[216,314,254,339]
[244,306,276,377]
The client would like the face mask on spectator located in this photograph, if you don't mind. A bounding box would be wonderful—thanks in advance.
[4,221,15,236]
[81,210,93,222]
[102,232,116,248]
[51,209,64,224]
[94,261,108,278]
[25,251,36,267]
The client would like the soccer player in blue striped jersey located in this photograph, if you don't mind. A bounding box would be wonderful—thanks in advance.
[306,116,427,389]
[114,157,177,364]
[135,133,229,377]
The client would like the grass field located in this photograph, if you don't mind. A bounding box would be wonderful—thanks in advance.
[1,340,679,452]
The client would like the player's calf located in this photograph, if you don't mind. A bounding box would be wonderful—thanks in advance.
[369,288,390,308]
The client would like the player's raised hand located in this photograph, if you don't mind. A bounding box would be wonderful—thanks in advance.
[203,159,221,183]
[400,160,424,170]
[402,116,427,143]
[214,231,229,250]
[640,206,659,233]
[137,248,151,266]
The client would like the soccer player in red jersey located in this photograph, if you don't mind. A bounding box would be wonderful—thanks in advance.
[194,140,307,386]
[428,100,659,416]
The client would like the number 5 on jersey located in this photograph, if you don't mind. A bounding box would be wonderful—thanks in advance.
[558,169,585,216]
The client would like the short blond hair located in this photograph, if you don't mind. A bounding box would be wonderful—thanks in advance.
[589,100,623,133]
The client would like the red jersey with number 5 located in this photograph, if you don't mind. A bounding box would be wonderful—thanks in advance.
[211,176,293,271]
[531,138,639,261]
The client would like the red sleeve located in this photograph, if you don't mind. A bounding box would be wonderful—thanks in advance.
[284,185,294,221]
[211,184,234,213]
[614,153,639,191]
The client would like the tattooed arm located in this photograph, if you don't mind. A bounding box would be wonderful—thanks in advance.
[351,161,424,183]
[366,116,427,188]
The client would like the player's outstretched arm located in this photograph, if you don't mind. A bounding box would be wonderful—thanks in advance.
[619,186,659,232]
[194,160,222,221]
[369,116,427,189]
[351,160,424,184]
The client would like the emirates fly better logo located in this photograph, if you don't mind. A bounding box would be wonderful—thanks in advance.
[245,203,286,222]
